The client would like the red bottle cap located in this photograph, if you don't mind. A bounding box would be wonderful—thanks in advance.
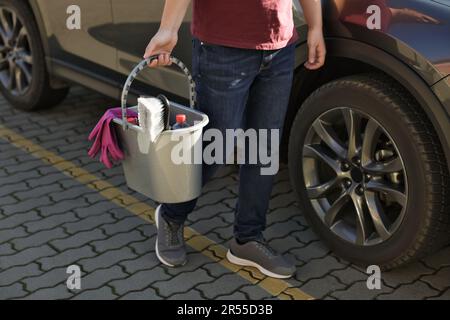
[127,117,137,125]
[176,114,187,123]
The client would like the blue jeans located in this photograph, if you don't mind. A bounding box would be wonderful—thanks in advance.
[162,38,295,242]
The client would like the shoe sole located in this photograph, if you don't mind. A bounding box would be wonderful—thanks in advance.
[226,250,293,279]
[155,206,186,268]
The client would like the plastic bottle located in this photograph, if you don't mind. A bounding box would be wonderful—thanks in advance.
[172,114,189,130]
[127,117,138,125]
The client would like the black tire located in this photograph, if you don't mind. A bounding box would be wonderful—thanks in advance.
[288,73,449,270]
[0,0,69,111]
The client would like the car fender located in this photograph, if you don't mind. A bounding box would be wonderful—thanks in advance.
[293,38,450,171]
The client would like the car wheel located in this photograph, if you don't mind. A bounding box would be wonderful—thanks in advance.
[0,0,69,111]
[288,73,450,270]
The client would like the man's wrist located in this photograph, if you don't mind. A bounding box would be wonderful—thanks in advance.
[308,25,323,33]
[158,25,179,34]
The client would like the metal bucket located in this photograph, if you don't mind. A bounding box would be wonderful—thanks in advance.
[113,56,209,203]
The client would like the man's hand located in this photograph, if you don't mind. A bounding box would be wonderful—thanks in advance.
[305,28,326,70]
[143,28,178,67]
[143,0,190,67]
[299,0,326,70]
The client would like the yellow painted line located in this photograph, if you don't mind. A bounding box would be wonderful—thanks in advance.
[0,124,314,300]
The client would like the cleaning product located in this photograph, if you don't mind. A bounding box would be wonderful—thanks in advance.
[172,114,190,130]
[127,117,138,125]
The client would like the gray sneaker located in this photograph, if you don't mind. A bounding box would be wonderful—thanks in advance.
[226,238,296,279]
[155,205,187,267]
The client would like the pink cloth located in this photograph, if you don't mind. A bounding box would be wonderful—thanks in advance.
[88,107,137,168]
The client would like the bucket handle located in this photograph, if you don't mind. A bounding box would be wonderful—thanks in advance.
[120,55,197,130]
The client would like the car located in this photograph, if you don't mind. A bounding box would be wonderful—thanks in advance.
[0,0,448,270]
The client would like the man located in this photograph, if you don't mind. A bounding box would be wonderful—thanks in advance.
[144,0,326,279]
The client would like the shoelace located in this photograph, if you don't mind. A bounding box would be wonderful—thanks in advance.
[164,220,183,246]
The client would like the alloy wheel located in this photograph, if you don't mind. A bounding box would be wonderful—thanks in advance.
[302,107,408,246]
[0,6,33,96]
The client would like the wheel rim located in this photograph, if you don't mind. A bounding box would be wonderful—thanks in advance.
[302,107,408,246]
[0,6,33,96]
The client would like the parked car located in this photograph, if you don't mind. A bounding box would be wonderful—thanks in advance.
[0,0,448,270]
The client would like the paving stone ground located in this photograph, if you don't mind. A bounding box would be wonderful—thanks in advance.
[0,88,449,300]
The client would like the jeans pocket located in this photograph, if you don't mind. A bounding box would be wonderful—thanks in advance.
[198,41,219,64]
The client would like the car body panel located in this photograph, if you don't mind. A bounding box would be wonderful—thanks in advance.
[26,0,449,160]
[294,37,450,168]
[34,0,117,71]
[382,0,449,78]
[296,0,450,163]
[320,0,450,85]
[31,1,449,89]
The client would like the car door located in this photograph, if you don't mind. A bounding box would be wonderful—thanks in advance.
[110,0,193,99]
[35,0,116,71]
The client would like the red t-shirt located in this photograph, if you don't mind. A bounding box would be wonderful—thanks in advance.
[191,0,298,50]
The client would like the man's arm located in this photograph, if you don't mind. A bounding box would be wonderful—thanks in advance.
[144,0,191,67]
[299,0,326,70]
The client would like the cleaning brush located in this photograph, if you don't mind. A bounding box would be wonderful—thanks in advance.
[157,94,171,130]
[137,96,167,143]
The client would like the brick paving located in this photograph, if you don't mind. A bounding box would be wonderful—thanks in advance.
[0,87,449,300]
